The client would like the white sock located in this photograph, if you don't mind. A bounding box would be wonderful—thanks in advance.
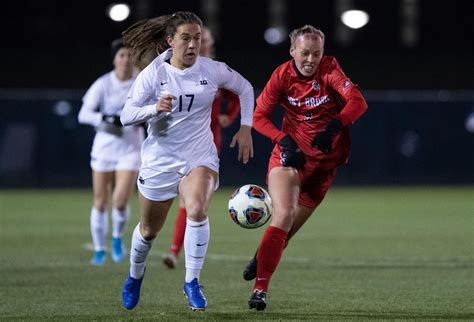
[184,217,210,283]
[90,208,108,252]
[129,224,153,279]
[112,206,130,238]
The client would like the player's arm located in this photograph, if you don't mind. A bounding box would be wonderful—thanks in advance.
[253,67,287,144]
[328,58,368,126]
[312,59,368,153]
[77,79,103,127]
[255,66,305,169]
[120,64,160,126]
[215,61,254,163]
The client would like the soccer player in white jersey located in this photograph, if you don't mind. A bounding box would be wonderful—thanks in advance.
[120,11,254,311]
[78,39,144,265]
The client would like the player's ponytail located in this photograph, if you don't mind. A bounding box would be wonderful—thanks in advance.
[122,11,203,69]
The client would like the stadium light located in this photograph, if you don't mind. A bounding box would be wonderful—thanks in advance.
[264,27,286,45]
[340,10,369,29]
[107,3,130,22]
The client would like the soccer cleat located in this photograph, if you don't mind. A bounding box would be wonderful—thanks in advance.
[122,272,145,310]
[248,289,267,311]
[111,237,125,263]
[91,250,106,265]
[163,253,178,269]
[183,278,207,311]
[243,255,257,281]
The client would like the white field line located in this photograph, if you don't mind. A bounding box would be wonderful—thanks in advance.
[82,243,474,268]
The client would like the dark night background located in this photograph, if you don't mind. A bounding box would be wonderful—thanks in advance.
[1,0,473,90]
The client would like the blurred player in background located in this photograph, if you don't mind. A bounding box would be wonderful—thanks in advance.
[162,26,241,269]
[244,25,368,310]
[78,39,144,265]
[119,11,254,311]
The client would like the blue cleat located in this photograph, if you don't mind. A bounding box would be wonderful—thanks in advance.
[122,272,145,310]
[111,237,125,263]
[183,278,207,311]
[91,250,106,265]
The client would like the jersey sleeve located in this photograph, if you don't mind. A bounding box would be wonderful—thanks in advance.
[77,77,104,126]
[253,66,287,143]
[120,63,159,126]
[327,58,368,126]
[214,61,254,126]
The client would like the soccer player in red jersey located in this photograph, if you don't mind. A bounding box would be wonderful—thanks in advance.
[163,27,241,269]
[245,25,368,311]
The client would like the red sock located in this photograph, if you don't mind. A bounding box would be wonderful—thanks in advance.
[169,207,187,256]
[254,226,288,292]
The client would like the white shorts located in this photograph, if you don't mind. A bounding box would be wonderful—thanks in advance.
[91,152,141,172]
[137,159,219,202]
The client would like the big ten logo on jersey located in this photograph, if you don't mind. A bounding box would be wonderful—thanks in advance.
[198,79,208,86]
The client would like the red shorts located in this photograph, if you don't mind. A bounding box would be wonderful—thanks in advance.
[268,149,337,209]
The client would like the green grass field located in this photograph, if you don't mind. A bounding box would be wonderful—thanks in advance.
[0,186,473,320]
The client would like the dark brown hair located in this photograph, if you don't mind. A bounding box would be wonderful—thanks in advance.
[122,11,203,68]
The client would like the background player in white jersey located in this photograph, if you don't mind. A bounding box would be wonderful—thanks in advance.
[78,39,144,265]
[119,11,254,311]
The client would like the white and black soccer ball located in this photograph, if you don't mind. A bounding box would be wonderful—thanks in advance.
[228,184,272,229]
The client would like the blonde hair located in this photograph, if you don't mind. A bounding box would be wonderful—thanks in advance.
[289,25,325,45]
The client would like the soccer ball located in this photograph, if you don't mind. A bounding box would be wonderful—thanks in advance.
[228,184,272,229]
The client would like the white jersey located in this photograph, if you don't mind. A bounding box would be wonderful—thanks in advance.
[78,71,144,163]
[121,50,254,173]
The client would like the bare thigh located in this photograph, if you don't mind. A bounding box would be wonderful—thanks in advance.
[178,166,218,222]
[138,191,174,240]
[112,170,138,210]
[267,166,301,232]
[92,171,114,211]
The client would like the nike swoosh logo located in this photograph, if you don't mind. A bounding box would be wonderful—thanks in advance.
[190,255,204,259]
[133,248,146,253]
[257,278,267,281]
[196,243,208,247]
[160,81,167,85]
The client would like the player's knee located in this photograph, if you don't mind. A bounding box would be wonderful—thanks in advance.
[185,202,208,222]
[112,199,128,211]
[93,201,107,212]
[140,225,158,241]
[271,206,297,230]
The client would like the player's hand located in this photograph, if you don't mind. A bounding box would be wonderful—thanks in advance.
[230,125,253,164]
[279,135,306,169]
[102,115,122,127]
[156,94,176,113]
[218,114,231,128]
[311,119,343,153]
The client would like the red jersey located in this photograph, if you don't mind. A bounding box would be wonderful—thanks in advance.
[210,89,240,153]
[254,56,368,168]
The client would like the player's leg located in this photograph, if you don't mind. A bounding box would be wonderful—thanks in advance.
[163,197,187,269]
[110,170,138,262]
[243,204,315,280]
[90,170,114,265]
[178,166,218,311]
[122,192,174,310]
[249,166,300,311]
[244,168,336,281]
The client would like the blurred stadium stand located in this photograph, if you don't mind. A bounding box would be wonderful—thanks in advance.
[0,89,473,187]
